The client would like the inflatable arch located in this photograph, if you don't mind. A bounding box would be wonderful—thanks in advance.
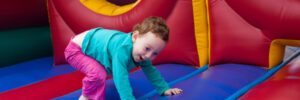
[48,0,208,67]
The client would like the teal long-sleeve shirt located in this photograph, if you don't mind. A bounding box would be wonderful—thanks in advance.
[82,27,170,100]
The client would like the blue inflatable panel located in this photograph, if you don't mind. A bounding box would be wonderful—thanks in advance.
[54,64,197,100]
[0,57,76,92]
[148,64,267,100]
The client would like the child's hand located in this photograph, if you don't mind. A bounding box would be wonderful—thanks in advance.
[163,88,183,96]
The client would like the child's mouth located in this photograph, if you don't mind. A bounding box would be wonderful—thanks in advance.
[140,56,144,61]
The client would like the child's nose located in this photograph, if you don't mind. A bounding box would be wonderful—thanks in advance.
[145,52,152,60]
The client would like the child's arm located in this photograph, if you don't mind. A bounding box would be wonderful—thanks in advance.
[139,61,170,95]
[112,49,136,100]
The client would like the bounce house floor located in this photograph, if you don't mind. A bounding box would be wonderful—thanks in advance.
[55,64,267,100]
[0,56,272,100]
[0,57,76,92]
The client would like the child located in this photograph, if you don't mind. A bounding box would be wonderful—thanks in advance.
[64,17,182,100]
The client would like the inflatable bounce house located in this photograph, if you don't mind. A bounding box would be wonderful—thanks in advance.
[1,0,300,99]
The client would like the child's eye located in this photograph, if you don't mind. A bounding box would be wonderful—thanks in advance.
[145,47,150,51]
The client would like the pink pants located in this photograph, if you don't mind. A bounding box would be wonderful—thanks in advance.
[64,41,107,100]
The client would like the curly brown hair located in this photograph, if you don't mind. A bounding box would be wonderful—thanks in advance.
[133,17,169,42]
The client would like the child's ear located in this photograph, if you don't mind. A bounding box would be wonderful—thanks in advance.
[132,31,139,42]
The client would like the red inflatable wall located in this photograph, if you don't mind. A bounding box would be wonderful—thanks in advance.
[208,0,300,68]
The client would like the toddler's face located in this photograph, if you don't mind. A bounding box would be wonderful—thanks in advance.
[132,31,166,63]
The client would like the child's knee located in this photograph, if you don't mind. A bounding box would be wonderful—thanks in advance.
[86,72,107,83]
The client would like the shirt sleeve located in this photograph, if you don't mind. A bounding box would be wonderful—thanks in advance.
[140,61,170,95]
[112,49,136,100]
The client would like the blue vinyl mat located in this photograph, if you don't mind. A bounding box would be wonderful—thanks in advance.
[0,57,268,100]
[149,64,267,100]
[0,57,76,92]
[54,64,197,100]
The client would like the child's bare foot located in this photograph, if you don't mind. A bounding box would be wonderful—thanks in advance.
[79,95,91,100]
